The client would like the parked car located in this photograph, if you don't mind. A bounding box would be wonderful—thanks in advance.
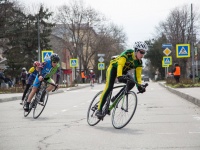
[143,75,150,82]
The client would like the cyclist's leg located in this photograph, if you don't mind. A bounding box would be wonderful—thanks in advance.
[21,84,31,104]
[97,66,116,116]
[126,74,135,91]
[27,76,41,103]
[24,76,39,110]
[46,78,55,92]
[93,78,95,84]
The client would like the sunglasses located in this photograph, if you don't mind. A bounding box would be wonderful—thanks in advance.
[138,50,145,54]
[52,61,58,64]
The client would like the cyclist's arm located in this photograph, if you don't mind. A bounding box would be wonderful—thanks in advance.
[56,68,60,84]
[27,67,35,78]
[116,57,126,77]
[135,67,142,85]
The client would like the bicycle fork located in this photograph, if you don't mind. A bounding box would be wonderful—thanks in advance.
[110,92,128,112]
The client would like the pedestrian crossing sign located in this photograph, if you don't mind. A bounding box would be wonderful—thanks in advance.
[70,59,78,67]
[163,56,172,65]
[162,60,169,68]
[98,63,105,70]
[42,50,53,62]
[176,44,190,58]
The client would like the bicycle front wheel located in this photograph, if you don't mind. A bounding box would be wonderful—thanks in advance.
[87,91,102,126]
[112,91,137,129]
[33,90,49,119]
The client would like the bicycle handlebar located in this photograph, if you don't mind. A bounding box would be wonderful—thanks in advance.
[137,83,148,94]
[125,77,148,94]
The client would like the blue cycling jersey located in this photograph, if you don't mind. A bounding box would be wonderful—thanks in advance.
[40,60,60,79]
[32,60,60,88]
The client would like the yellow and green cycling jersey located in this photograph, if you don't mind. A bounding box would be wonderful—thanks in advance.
[110,49,143,84]
[98,49,143,110]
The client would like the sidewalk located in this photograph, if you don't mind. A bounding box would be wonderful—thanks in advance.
[1,83,199,107]
[158,82,200,107]
[0,84,91,103]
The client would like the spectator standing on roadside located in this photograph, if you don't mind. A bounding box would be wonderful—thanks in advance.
[172,63,181,83]
[81,71,86,83]
[0,69,5,81]
[20,67,28,89]
[4,76,13,87]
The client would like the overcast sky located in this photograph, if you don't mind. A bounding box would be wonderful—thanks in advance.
[19,0,200,48]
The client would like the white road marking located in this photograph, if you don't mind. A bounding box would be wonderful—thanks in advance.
[192,115,200,121]
[61,109,67,112]
[157,133,177,135]
[189,132,200,134]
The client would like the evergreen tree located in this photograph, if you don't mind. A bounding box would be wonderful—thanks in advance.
[0,2,55,77]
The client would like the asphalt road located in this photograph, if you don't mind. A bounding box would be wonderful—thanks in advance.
[0,82,200,150]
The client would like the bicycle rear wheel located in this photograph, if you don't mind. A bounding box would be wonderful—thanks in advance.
[87,91,102,126]
[33,90,49,119]
[112,91,137,129]
[23,87,33,117]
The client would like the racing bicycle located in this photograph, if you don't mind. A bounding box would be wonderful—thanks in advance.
[23,80,58,119]
[87,77,148,129]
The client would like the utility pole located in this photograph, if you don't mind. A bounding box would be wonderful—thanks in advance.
[38,15,41,62]
[191,3,195,82]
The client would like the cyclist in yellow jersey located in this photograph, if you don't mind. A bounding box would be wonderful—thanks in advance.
[96,41,148,119]
[20,61,41,105]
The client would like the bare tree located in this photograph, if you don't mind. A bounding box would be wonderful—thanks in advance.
[156,4,200,77]
[54,0,127,79]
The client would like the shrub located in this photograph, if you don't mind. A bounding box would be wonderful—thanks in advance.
[166,77,200,88]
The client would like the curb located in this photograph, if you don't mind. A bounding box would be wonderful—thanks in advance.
[65,84,91,91]
[158,82,200,107]
[0,84,90,103]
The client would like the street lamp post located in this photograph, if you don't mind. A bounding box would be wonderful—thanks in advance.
[37,15,41,62]
[191,4,195,82]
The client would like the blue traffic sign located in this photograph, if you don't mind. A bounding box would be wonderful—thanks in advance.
[42,50,53,62]
[162,43,172,49]
[70,59,78,67]
[98,63,105,70]
[176,44,190,58]
[163,56,172,65]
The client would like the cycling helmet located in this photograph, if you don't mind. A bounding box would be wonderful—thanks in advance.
[34,61,42,67]
[22,67,26,71]
[50,53,60,62]
[33,61,39,67]
[133,41,148,52]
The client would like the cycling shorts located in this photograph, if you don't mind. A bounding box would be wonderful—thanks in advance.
[32,75,54,88]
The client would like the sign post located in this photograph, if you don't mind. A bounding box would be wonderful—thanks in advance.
[98,54,105,83]
[162,43,172,78]
[70,59,78,83]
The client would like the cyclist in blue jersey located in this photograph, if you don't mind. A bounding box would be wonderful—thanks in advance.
[24,53,60,111]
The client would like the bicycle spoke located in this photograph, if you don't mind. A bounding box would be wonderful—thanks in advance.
[33,90,49,119]
[23,87,33,117]
[112,91,137,129]
[87,91,102,126]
